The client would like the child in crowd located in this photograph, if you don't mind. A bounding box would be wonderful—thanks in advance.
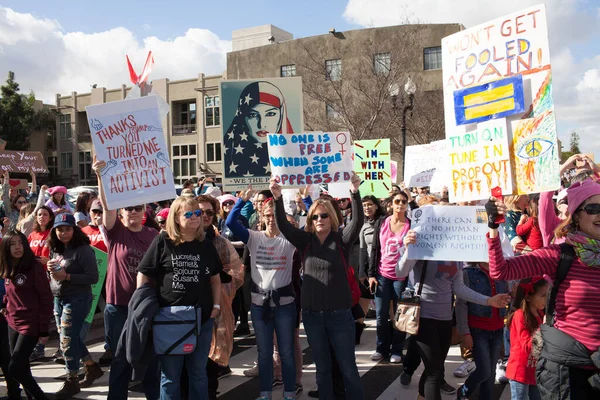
[516,194,543,251]
[506,276,548,400]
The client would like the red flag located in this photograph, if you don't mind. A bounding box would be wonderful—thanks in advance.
[125,51,154,86]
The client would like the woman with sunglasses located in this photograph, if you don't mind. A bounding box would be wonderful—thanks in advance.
[271,173,365,400]
[218,194,248,256]
[226,188,299,400]
[366,189,413,363]
[156,208,170,232]
[137,196,222,399]
[486,179,600,399]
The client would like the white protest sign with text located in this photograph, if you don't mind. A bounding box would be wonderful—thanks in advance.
[403,140,448,192]
[86,96,176,210]
[406,205,513,262]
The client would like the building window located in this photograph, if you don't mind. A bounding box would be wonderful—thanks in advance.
[205,96,220,127]
[59,114,72,139]
[78,151,93,184]
[326,59,342,81]
[374,53,391,76]
[47,130,56,151]
[424,47,442,70]
[280,64,297,77]
[172,144,197,183]
[326,104,342,120]
[206,142,222,163]
[47,156,58,177]
[173,102,196,135]
[60,152,73,169]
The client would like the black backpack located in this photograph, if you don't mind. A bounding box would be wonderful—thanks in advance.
[545,243,575,327]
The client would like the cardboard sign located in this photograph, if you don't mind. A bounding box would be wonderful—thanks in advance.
[86,248,108,324]
[220,78,304,191]
[86,95,176,209]
[9,179,28,190]
[0,151,48,174]
[354,139,391,198]
[268,132,353,187]
[442,4,560,198]
[403,140,448,192]
[406,205,514,262]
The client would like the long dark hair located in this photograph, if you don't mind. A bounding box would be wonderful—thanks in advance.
[75,192,92,214]
[361,195,385,221]
[51,192,67,207]
[33,206,55,233]
[507,277,548,334]
[48,225,90,254]
[0,231,36,279]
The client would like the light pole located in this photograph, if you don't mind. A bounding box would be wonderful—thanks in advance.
[390,78,417,179]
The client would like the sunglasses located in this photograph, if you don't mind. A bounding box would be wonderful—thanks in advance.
[578,203,600,215]
[16,200,27,205]
[393,199,408,205]
[183,210,202,219]
[91,210,103,215]
[124,206,144,212]
[311,213,329,221]
[201,209,215,217]
[223,201,235,207]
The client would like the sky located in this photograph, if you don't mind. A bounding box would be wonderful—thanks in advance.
[1,0,599,158]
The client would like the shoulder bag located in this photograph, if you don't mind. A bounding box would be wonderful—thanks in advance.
[394,261,428,335]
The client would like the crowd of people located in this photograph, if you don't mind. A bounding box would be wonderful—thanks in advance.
[0,152,598,400]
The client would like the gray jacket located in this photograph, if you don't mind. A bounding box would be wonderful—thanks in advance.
[50,245,98,298]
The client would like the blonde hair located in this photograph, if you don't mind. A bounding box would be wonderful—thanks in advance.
[165,197,205,245]
[305,199,339,233]
[504,195,528,211]
[418,195,439,206]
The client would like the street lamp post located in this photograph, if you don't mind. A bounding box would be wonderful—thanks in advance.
[390,78,417,179]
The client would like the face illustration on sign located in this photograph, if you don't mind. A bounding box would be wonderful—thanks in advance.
[246,104,282,142]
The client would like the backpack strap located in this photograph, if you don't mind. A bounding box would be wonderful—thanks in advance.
[546,243,575,327]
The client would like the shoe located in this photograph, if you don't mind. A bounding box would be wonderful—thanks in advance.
[400,372,412,388]
[234,323,251,336]
[390,354,402,364]
[308,388,319,398]
[218,365,232,379]
[55,375,81,399]
[79,362,104,388]
[495,359,508,384]
[295,383,303,394]
[456,385,468,400]
[272,378,283,387]
[98,349,112,366]
[29,344,45,362]
[441,382,456,396]
[243,363,259,377]
[453,359,476,378]
[370,351,384,361]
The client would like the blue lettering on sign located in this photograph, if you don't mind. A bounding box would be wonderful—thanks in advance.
[270,157,308,167]
[311,153,342,166]
[291,134,315,144]
[275,171,352,186]
[269,135,287,146]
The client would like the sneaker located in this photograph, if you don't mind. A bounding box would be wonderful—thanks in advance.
[453,359,476,378]
[295,383,303,394]
[53,349,65,365]
[55,376,81,399]
[243,363,259,377]
[370,351,384,361]
[495,359,508,384]
[390,354,402,364]
[98,349,112,366]
[400,372,412,388]
[234,323,251,336]
[218,365,232,379]
[272,378,283,387]
[79,362,104,388]
[29,344,45,362]
[441,382,456,396]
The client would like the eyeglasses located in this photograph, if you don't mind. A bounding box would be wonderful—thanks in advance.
[223,201,235,207]
[157,219,166,225]
[578,203,600,215]
[200,209,215,217]
[311,213,329,221]
[124,206,144,212]
[16,200,27,205]
[393,199,408,205]
[183,210,202,219]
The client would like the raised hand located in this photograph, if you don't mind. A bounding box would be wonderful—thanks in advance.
[269,178,282,199]
[240,185,256,202]
[350,173,361,194]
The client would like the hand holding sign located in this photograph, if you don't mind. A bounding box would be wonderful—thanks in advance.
[404,230,417,246]
[270,178,282,200]
[92,155,107,177]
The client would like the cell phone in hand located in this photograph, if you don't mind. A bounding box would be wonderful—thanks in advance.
[491,187,505,224]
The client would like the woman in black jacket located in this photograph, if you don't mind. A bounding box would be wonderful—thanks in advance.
[270,174,365,400]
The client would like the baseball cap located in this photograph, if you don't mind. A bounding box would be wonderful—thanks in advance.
[90,199,103,212]
[53,213,76,228]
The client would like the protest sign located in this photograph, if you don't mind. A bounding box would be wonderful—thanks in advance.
[354,139,391,198]
[86,95,176,210]
[8,179,28,190]
[86,248,108,324]
[403,140,448,191]
[442,4,560,198]
[406,205,514,262]
[220,78,304,191]
[0,151,48,174]
[268,132,353,187]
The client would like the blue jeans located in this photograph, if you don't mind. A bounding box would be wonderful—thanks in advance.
[251,302,297,398]
[104,303,129,353]
[159,318,214,400]
[503,325,511,359]
[54,294,92,373]
[510,380,541,400]
[302,309,363,400]
[462,328,503,400]
[374,275,406,356]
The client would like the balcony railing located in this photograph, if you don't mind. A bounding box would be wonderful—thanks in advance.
[77,133,92,142]
[173,124,196,135]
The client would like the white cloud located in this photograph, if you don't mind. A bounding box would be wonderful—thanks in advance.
[343,0,600,158]
[0,7,231,103]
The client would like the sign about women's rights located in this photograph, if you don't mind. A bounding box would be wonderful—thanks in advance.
[406,206,514,262]
[86,95,176,210]
[268,132,353,187]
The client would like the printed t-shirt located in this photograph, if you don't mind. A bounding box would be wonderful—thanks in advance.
[81,225,108,253]
[506,309,543,385]
[378,216,409,280]
[247,230,296,306]
[137,232,222,322]
[105,218,157,306]
[28,230,50,261]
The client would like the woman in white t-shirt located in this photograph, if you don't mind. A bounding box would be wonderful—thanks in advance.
[226,188,298,400]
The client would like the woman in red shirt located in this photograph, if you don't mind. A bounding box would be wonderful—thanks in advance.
[516,194,543,251]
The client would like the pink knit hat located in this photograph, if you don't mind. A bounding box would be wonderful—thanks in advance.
[567,179,600,216]
[218,194,237,206]
[47,186,67,195]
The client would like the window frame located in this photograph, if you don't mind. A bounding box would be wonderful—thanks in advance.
[280,64,297,77]
[325,59,342,81]
[205,142,222,163]
[204,95,220,128]
[373,52,391,76]
[423,47,442,71]
[171,144,198,181]
[60,152,73,169]
[59,113,72,140]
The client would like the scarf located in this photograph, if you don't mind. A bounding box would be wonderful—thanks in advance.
[565,232,600,267]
